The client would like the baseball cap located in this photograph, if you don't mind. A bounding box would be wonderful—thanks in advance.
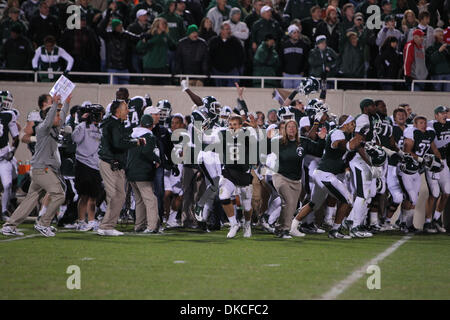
[111,18,122,30]
[140,114,154,127]
[316,35,327,44]
[260,5,272,14]
[413,29,425,37]
[144,106,160,115]
[288,24,300,35]
[136,9,147,18]
[434,106,448,114]
[384,14,394,22]
[354,12,364,21]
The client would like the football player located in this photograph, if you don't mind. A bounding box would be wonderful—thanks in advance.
[423,106,449,233]
[156,99,172,129]
[0,91,20,221]
[400,115,442,233]
[291,115,362,239]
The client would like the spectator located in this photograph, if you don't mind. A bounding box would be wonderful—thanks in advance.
[426,28,450,92]
[130,0,163,25]
[404,29,428,91]
[356,0,380,20]
[281,24,309,89]
[376,15,404,51]
[198,17,217,41]
[375,36,402,90]
[407,11,434,50]
[127,9,150,75]
[340,3,355,36]
[126,114,161,233]
[0,23,34,78]
[60,14,100,81]
[137,17,176,85]
[208,22,244,87]
[207,0,231,35]
[2,0,27,22]
[78,0,102,28]
[283,0,318,21]
[29,1,61,47]
[251,5,282,52]
[308,35,338,79]
[266,108,278,126]
[241,0,252,18]
[301,5,322,42]
[339,31,365,88]
[394,0,418,23]
[224,7,249,47]
[21,0,40,23]
[244,0,263,32]
[253,34,280,88]
[380,0,392,21]
[90,0,108,12]
[175,24,208,86]
[111,0,133,28]
[289,19,311,47]
[261,0,283,24]
[401,9,418,36]
[158,0,186,42]
[0,7,28,53]
[176,0,196,29]
[97,100,145,237]
[32,35,74,82]
[97,6,140,84]
[314,5,340,53]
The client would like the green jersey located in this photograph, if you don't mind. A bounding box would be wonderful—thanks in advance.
[318,128,348,175]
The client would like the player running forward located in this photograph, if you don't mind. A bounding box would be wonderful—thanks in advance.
[0,91,20,221]
[220,115,259,239]
[399,115,442,233]
[423,106,449,233]
[290,115,362,239]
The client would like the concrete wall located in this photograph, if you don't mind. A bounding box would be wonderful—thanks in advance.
[4,81,449,227]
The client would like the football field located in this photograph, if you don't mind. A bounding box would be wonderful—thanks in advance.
[1,222,449,300]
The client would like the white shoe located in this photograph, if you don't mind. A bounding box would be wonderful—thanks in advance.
[227,224,240,238]
[34,223,55,237]
[142,228,157,234]
[289,228,306,237]
[243,222,252,238]
[79,221,95,232]
[261,220,275,234]
[97,229,124,236]
[63,222,78,229]
[1,225,24,236]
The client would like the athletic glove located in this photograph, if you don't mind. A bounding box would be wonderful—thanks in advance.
[181,79,189,92]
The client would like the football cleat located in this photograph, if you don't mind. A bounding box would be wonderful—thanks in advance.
[1,225,24,236]
[193,205,204,222]
[432,219,446,233]
[289,228,306,237]
[328,229,351,239]
[243,221,252,238]
[97,229,124,236]
[277,230,293,239]
[227,224,240,238]
[423,222,437,234]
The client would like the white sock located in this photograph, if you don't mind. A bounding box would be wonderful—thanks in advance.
[244,220,251,227]
[228,215,238,227]
[433,211,441,220]
[348,197,365,223]
[405,209,415,227]
[325,205,337,224]
[291,218,300,231]
[168,210,177,222]
[38,206,47,217]
[370,211,379,226]
[268,197,281,225]
[400,209,406,223]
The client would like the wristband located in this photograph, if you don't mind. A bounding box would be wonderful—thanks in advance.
[346,141,351,151]
[288,90,298,101]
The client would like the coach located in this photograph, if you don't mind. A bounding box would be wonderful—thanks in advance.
[97,100,146,236]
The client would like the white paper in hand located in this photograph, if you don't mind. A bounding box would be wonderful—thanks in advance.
[49,75,75,102]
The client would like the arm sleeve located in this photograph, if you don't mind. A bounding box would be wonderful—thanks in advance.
[234,23,249,41]
[71,122,86,144]
[41,101,58,131]
[111,125,138,150]
[8,118,19,138]
[59,47,74,71]
[403,126,415,140]
[330,130,346,149]
[31,47,41,69]
[59,102,70,128]
[403,42,414,77]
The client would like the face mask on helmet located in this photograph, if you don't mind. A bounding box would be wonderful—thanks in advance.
[278,107,294,121]
[219,106,232,126]
[157,100,172,121]
[0,91,13,110]
[298,77,321,95]
[399,154,419,174]
[365,142,387,167]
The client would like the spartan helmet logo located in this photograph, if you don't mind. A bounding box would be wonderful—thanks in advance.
[298,77,320,95]
[365,142,387,167]
[296,146,304,157]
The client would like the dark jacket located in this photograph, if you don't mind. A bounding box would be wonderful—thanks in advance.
[137,33,176,69]
[253,42,280,87]
[98,116,138,167]
[375,45,402,79]
[314,20,341,53]
[308,46,338,77]
[60,26,100,71]
[426,42,450,76]
[339,41,364,78]
[79,4,102,28]
[208,35,244,72]
[152,124,172,167]
[97,10,140,70]
[284,0,318,20]
[199,28,217,42]
[175,36,208,75]
[130,2,163,23]
[126,127,161,182]
[281,38,309,75]
[301,17,322,42]
[29,13,61,46]
[0,35,34,69]
[251,18,283,46]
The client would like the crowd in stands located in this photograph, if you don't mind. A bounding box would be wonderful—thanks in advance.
[0,0,449,90]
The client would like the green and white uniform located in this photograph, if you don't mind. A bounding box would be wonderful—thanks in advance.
[387,125,406,205]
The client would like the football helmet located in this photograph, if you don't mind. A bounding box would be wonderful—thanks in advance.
[278,106,295,121]
[297,77,321,95]
[157,99,172,122]
[219,106,232,127]
[365,142,387,167]
[399,153,420,174]
[0,91,13,110]
[423,154,443,173]
[202,96,221,119]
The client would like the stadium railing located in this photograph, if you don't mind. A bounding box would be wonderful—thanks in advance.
[1,69,450,92]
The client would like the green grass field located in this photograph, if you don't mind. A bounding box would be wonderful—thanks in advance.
[1,222,449,300]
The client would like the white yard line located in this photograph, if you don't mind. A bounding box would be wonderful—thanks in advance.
[320,235,412,300]
[0,230,72,243]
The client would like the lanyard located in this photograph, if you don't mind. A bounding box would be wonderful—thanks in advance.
[44,47,55,68]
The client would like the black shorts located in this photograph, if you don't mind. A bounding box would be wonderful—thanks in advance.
[74,160,103,198]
